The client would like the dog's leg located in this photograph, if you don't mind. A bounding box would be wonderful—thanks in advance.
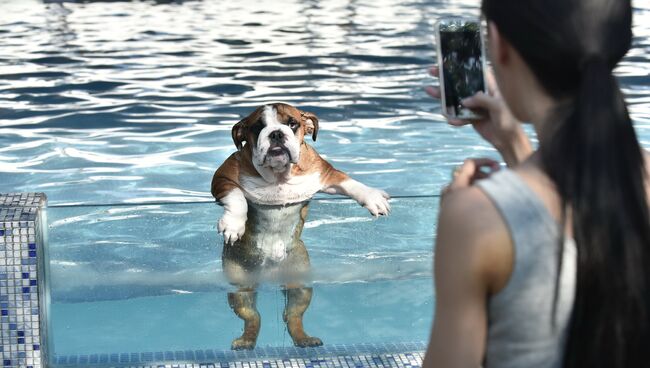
[228,289,261,350]
[283,286,323,347]
[320,167,390,217]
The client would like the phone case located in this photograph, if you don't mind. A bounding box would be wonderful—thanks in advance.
[435,18,489,120]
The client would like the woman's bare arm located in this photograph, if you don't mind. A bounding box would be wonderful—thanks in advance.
[423,185,512,368]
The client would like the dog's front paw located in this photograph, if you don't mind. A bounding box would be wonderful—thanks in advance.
[218,212,246,245]
[360,188,391,217]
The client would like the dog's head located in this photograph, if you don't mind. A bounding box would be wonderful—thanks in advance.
[231,103,319,172]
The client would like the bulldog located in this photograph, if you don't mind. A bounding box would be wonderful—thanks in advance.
[211,103,390,350]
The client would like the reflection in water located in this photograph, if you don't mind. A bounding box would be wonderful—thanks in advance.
[43,3,76,47]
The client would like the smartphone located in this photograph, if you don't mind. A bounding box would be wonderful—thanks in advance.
[435,18,488,119]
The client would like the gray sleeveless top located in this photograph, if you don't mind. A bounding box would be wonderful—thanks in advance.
[476,169,576,368]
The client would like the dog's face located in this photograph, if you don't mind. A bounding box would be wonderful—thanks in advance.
[232,103,319,172]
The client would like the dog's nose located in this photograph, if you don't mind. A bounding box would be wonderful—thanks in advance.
[269,130,284,141]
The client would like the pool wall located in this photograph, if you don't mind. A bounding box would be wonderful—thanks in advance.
[0,193,48,368]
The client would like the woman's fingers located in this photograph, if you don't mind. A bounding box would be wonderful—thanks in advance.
[430,65,496,98]
[426,66,441,99]
[448,118,471,126]
[462,91,500,112]
[486,68,498,96]
[445,92,496,126]
[425,85,441,99]
[428,65,499,129]
[470,158,501,177]
[470,157,501,169]
[442,158,500,201]
[449,160,477,189]
[450,158,500,190]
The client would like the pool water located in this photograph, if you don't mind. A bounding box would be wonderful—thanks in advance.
[0,0,649,365]
[46,198,437,357]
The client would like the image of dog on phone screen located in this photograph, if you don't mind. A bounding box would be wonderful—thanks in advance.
[440,21,485,117]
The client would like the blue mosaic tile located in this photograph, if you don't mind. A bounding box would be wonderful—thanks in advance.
[0,194,46,209]
[0,193,47,368]
[99,353,109,364]
[50,343,425,368]
[143,352,154,362]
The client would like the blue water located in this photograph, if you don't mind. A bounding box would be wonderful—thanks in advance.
[0,0,649,364]
[46,198,438,356]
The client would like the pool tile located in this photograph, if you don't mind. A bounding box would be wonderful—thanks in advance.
[50,343,425,368]
[0,193,47,368]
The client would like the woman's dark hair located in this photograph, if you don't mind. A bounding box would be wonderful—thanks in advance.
[482,0,650,367]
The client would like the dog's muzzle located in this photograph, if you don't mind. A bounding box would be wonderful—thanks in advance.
[254,125,300,168]
[267,131,288,156]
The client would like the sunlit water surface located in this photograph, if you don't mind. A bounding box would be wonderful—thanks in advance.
[0,0,649,362]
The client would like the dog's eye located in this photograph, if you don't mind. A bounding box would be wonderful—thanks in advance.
[251,120,263,135]
[287,118,299,132]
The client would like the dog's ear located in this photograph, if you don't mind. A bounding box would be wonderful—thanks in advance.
[232,118,247,150]
[301,111,319,142]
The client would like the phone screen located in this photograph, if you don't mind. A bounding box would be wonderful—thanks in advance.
[438,20,486,118]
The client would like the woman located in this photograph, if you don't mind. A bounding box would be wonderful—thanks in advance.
[423,0,650,367]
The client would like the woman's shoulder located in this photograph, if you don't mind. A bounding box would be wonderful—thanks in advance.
[437,184,513,295]
[440,167,533,232]
[439,185,501,229]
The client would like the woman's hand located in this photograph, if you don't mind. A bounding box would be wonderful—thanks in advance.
[441,158,500,201]
[426,66,533,167]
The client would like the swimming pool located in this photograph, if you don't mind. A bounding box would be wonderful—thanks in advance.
[1,0,649,366]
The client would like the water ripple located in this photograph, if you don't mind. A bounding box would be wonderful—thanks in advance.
[0,0,648,205]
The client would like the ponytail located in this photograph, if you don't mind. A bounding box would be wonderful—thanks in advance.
[541,56,650,367]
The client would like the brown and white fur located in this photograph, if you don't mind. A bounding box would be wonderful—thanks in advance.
[211,103,390,350]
